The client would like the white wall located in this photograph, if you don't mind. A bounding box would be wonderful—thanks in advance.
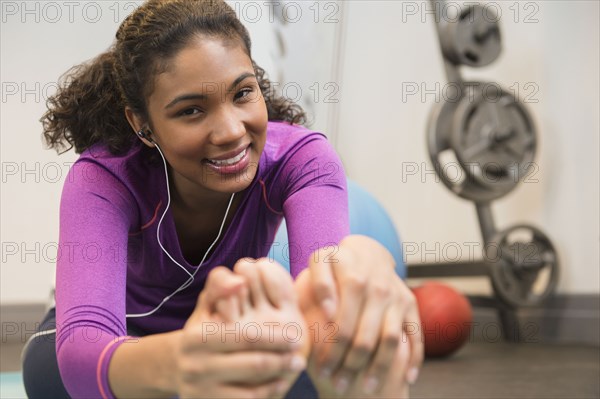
[334,0,599,295]
[1,0,598,304]
[2,1,127,304]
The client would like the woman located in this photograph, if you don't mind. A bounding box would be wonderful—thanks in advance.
[22,0,423,397]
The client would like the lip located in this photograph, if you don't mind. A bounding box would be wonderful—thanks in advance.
[204,145,251,175]
[205,144,251,162]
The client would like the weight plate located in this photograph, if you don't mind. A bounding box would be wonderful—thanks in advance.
[428,97,503,202]
[440,4,502,67]
[451,82,536,198]
[486,224,559,308]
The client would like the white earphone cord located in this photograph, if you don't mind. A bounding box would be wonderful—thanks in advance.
[127,143,235,318]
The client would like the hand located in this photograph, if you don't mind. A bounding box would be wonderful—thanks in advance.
[176,259,309,398]
[298,235,423,396]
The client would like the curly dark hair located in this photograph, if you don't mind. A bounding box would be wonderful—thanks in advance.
[41,0,306,156]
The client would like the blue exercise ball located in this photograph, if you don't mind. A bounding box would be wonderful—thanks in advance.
[268,178,406,279]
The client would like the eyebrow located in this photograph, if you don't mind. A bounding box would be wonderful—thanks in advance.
[164,72,256,109]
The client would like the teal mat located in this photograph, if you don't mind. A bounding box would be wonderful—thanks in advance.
[0,372,26,398]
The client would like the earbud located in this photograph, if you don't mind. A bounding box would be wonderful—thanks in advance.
[137,129,155,144]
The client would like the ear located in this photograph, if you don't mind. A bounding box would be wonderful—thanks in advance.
[125,107,155,148]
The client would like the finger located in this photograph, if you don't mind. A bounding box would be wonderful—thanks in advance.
[256,259,296,309]
[396,331,412,380]
[179,375,293,399]
[317,257,367,380]
[308,245,341,321]
[334,282,394,395]
[360,300,403,395]
[334,300,383,393]
[186,351,306,385]
[212,379,291,399]
[372,331,411,399]
[403,290,424,385]
[234,258,267,307]
[182,319,304,354]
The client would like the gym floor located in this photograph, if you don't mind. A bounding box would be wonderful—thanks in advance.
[1,336,598,398]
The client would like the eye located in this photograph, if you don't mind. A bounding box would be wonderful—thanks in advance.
[235,88,254,101]
[178,107,202,117]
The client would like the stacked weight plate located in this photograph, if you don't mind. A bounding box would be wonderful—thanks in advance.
[423,1,558,308]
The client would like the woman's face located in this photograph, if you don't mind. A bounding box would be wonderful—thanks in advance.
[145,36,268,202]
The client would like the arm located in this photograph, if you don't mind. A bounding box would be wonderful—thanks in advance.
[57,160,306,398]
[110,262,307,399]
[278,134,422,396]
[56,161,132,398]
[279,133,350,279]
[55,160,178,399]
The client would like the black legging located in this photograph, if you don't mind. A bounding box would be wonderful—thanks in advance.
[22,308,318,398]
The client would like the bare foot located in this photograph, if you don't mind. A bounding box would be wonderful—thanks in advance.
[229,258,309,357]
[201,261,309,356]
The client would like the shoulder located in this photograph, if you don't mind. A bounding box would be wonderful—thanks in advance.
[259,121,346,189]
[67,140,150,190]
[263,121,333,163]
[75,140,148,173]
[265,120,328,143]
[61,141,153,218]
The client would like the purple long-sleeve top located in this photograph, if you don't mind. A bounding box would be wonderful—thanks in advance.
[54,121,350,398]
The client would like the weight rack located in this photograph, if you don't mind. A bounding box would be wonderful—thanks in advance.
[406,0,559,341]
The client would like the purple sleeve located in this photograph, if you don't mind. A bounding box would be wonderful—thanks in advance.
[55,160,136,399]
[281,134,350,278]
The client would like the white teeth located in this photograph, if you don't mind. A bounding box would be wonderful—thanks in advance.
[209,148,247,166]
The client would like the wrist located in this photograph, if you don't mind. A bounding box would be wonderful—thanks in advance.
[160,329,183,395]
[108,330,182,398]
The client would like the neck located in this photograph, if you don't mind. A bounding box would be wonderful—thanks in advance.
[168,168,234,215]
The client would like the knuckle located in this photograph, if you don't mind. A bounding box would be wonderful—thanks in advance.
[336,328,353,346]
[353,337,375,354]
[405,290,417,305]
[371,282,392,300]
[346,273,367,292]
[381,330,401,349]
[397,290,415,309]
[371,357,391,375]
[349,341,372,362]
[313,280,332,298]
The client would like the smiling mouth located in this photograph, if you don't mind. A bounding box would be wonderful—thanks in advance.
[206,147,248,166]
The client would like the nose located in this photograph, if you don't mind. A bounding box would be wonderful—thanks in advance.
[209,105,246,146]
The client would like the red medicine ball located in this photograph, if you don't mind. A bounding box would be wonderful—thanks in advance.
[411,282,473,358]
